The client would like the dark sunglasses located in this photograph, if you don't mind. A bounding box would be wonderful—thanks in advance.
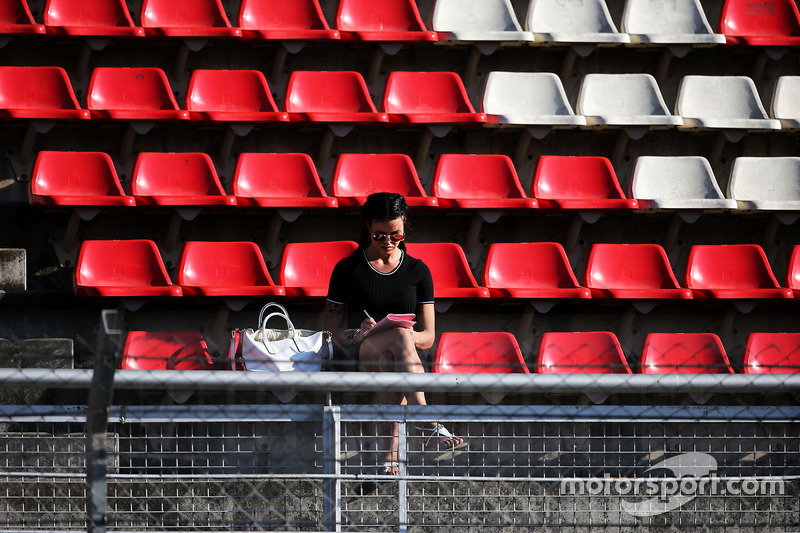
[372,232,405,242]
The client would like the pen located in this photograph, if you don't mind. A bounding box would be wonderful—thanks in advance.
[363,309,372,319]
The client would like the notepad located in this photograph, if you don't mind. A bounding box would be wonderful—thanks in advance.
[363,313,416,337]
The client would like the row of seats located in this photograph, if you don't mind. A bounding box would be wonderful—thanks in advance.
[4,0,798,49]
[74,240,800,303]
[29,151,800,214]
[3,67,798,134]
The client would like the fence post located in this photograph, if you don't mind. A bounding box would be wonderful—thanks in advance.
[323,405,341,532]
[86,349,117,533]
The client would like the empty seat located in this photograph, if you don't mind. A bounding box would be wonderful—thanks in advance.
[0,66,89,121]
[121,330,214,371]
[675,75,781,132]
[787,245,800,298]
[743,332,800,373]
[728,157,800,211]
[532,156,638,210]
[718,0,800,46]
[382,71,486,126]
[481,71,586,131]
[482,242,591,300]
[404,242,490,299]
[237,0,339,41]
[75,239,182,298]
[185,69,289,124]
[431,0,533,44]
[683,244,794,300]
[630,156,738,210]
[130,152,236,207]
[283,70,388,124]
[140,0,240,38]
[583,243,692,300]
[44,0,144,37]
[434,331,528,373]
[577,73,682,130]
[232,153,337,209]
[331,153,437,208]
[0,0,45,36]
[525,0,629,46]
[177,241,285,298]
[86,67,190,122]
[336,0,437,42]
[30,151,135,207]
[278,241,359,298]
[431,154,537,210]
[771,76,800,130]
[640,333,734,374]
[621,0,724,46]
[536,331,632,373]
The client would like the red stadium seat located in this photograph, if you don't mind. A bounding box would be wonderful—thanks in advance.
[75,239,182,298]
[0,0,45,36]
[404,242,490,299]
[0,66,89,121]
[30,151,135,207]
[44,0,144,38]
[232,153,337,209]
[532,156,638,210]
[283,70,388,124]
[130,152,236,208]
[433,331,529,373]
[185,70,289,124]
[718,0,800,46]
[278,241,359,298]
[482,242,591,300]
[536,331,632,373]
[787,245,800,298]
[335,0,437,42]
[683,244,794,300]
[583,243,692,300]
[382,71,486,125]
[177,241,285,298]
[121,331,214,371]
[331,153,437,208]
[238,0,339,41]
[431,154,537,210]
[743,332,800,373]
[140,0,240,39]
[86,67,190,122]
[640,333,734,374]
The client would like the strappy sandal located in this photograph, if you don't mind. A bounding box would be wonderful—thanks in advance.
[417,424,468,450]
[379,460,399,476]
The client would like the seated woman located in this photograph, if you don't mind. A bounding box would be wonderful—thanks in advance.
[324,192,466,475]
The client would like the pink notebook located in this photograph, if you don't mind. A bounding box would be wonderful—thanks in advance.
[364,313,416,337]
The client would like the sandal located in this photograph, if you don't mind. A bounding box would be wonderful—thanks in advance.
[417,424,468,450]
[379,460,399,476]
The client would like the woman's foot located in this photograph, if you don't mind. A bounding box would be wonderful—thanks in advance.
[379,450,399,475]
[417,424,467,450]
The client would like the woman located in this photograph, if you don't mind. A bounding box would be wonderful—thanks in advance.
[325,192,466,476]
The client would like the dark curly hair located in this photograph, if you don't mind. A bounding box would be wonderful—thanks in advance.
[359,192,410,250]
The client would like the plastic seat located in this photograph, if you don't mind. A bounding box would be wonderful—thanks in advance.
[0,0,45,36]
[621,0,725,46]
[536,331,632,373]
[238,0,339,41]
[683,244,794,300]
[232,153,336,209]
[331,153,437,208]
[482,242,591,300]
[481,71,586,131]
[532,156,638,210]
[30,151,135,207]
[789,245,800,298]
[177,241,285,298]
[525,0,630,46]
[278,241,359,298]
[0,66,89,121]
[44,0,144,38]
[431,0,533,44]
[431,154,537,210]
[675,75,781,132]
[728,157,800,211]
[577,74,682,130]
[121,331,214,371]
[630,156,738,210]
[640,333,734,374]
[75,239,182,298]
[130,152,236,207]
[404,242,490,299]
[86,67,190,122]
[771,76,800,130]
[382,71,486,126]
[718,0,800,46]
[433,332,528,373]
[583,244,692,300]
[140,0,241,39]
[283,70,388,124]
[185,70,289,124]
[336,0,437,43]
[743,332,800,373]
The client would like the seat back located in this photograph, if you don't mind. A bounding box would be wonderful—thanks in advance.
[771,76,800,125]
[728,157,800,204]
[481,71,578,121]
[186,70,280,113]
[284,70,378,113]
[44,0,137,28]
[482,242,582,290]
[584,244,682,291]
[532,156,626,200]
[577,73,673,118]
[141,0,232,29]
[131,152,227,197]
[630,156,728,201]
[684,245,781,290]
[432,0,525,33]
[382,71,476,114]
[743,332,800,374]
[526,0,619,34]
[331,153,428,198]
[0,66,82,111]
[788,245,800,292]
[31,151,127,200]
[675,75,770,122]
[536,331,631,373]
[87,67,180,112]
[433,331,529,373]
[404,242,483,292]
[75,239,174,289]
[0,0,37,25]
[622,0,715,35]
[640,333,734,374]
[177,241,274,289]
[718,0,800,38]
[121,331,214,371]
[233,153,328,199]
[278,241,359,295]
[432,154,527,200]
[238,0,331,31]
[337,0,427,32]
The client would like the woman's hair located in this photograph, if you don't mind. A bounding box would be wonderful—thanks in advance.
[359,192,410,249]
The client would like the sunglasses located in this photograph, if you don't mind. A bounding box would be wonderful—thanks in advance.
[372,232,405,242]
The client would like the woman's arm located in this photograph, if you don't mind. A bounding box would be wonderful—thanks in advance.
[412,302,435,350]
[324,300,374,347]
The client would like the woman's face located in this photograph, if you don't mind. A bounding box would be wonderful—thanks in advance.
[368,217,405,256]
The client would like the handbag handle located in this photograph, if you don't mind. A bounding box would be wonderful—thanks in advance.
[258,302,291,328]
[261,310,301,355]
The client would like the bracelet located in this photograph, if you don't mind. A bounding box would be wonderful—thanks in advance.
[347,328,361,344]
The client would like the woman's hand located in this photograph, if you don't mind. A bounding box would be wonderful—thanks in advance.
[358,317,377,340]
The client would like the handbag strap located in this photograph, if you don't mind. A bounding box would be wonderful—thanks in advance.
[261,311,301,355]
[257,302,290,329]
